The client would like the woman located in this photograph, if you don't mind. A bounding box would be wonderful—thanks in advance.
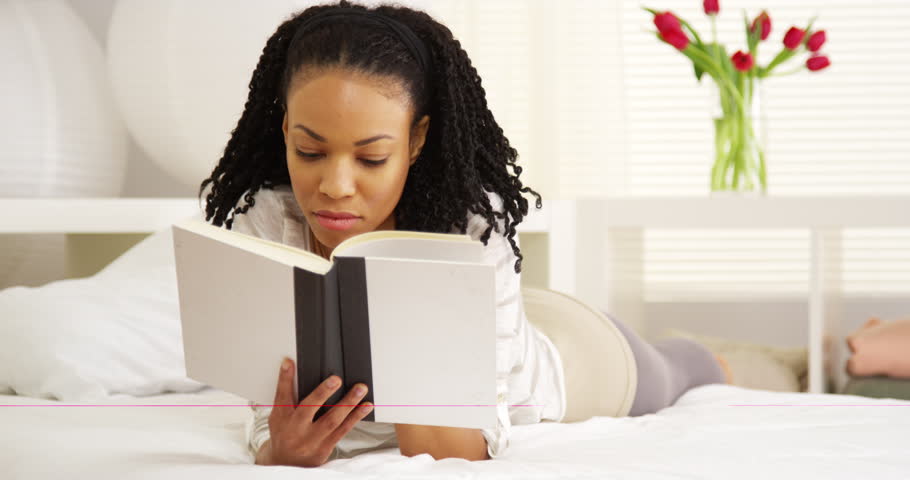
[199,0,730,468]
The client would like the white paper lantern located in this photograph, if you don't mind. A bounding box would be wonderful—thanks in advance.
[0,0,128,197]
[106,0,319,189]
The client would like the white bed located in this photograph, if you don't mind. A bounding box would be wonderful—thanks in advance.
[2,228,908,479]
[3,384,908,479]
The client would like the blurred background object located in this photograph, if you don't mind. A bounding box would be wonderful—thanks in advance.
[0,0,128,288]
[0,0,127,197]
[106,0,316,189]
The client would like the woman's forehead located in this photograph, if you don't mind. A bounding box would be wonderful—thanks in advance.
[288,69,412,113]
[286,70,414,137]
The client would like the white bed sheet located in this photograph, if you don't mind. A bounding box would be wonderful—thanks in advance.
[2,384,908,480]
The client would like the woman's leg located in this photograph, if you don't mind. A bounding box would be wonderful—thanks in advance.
[605,312,726,416]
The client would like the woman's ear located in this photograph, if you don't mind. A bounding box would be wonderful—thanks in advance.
[409,115,430,166]
[282,111,289,143]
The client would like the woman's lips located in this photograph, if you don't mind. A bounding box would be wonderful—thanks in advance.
[314,211,361,231]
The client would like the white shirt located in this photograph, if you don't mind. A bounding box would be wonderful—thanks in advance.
[234,185,565,459]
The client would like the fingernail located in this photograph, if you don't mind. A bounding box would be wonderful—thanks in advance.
[282,359,291,372]
[362,403,373,412]
[328,376,340,388]
[354,385,366,396]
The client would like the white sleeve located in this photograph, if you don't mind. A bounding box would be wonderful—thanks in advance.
[469,212,521,459]
[246,400,272,457]
[228,188,285,242]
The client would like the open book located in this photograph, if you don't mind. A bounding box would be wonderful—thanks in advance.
[172,218,497,429]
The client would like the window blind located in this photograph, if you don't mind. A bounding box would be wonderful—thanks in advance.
[620,0,910,196]
[406,0,910,299]
[619,0,910,299]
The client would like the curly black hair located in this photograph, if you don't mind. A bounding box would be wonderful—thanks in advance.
[199,0,542,273]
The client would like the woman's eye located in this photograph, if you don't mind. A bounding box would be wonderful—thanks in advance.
[295,149,386,166]
[360,158,388,167]
[295,149,323,160]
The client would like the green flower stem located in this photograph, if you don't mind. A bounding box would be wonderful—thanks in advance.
[764,48,796,74]
[746,77,766,191]
[709,17,724,94]
[686,46,747,114]
[711,118,725,189]
[710,72,766,192]
[731,102,742,189]
[711,16,718,46]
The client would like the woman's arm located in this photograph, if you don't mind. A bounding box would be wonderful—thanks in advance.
[394,424,489,460]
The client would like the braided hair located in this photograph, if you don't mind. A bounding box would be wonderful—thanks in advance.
[199,0,542,273]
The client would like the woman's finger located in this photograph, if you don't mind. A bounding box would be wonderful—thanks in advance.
[314,383,369,435]
[322,401,374,447]
[271,357,297,423]
[293,375,342,423]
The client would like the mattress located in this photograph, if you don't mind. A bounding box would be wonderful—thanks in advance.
[2,384,908,479]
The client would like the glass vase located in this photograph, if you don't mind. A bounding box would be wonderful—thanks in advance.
[709,77,767,194]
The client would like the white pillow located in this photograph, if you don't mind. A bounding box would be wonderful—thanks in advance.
[0,226,205,401]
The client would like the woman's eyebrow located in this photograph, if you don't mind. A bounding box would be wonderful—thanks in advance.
[354,134,394,146]
[293,124,394,146]
[293,124,327,142]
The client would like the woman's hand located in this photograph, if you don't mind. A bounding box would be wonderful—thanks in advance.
[258,357,373,467]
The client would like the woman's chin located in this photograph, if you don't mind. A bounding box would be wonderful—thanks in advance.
[307,216,365,247]
[312,226,361,251]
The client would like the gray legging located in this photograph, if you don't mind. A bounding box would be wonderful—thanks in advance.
[604,312,726,416]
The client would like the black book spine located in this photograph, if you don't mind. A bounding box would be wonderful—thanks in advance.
[320,266,345,418]
[336,257,374,422]
[293,267,344,420]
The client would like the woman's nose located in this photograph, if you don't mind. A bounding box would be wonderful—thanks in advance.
[318,158,356,199]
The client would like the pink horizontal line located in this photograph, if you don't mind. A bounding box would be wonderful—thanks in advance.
[1,404,542,408]
[730,404,910,407]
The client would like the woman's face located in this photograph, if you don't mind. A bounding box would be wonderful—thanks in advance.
[282,69,429,252]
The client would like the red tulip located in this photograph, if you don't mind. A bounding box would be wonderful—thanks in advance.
[750,11,772,41]
[660,28,690,51]
[653,11,689,50]
[731,50,754,71]
[807,30,827,52]
[783,27,805,50]
[703,0,719,15]
[653,12,681,34]
[807,55,831,71]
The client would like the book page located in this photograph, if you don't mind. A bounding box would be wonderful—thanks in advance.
[174,218,332,274]
[333,230,482,264]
